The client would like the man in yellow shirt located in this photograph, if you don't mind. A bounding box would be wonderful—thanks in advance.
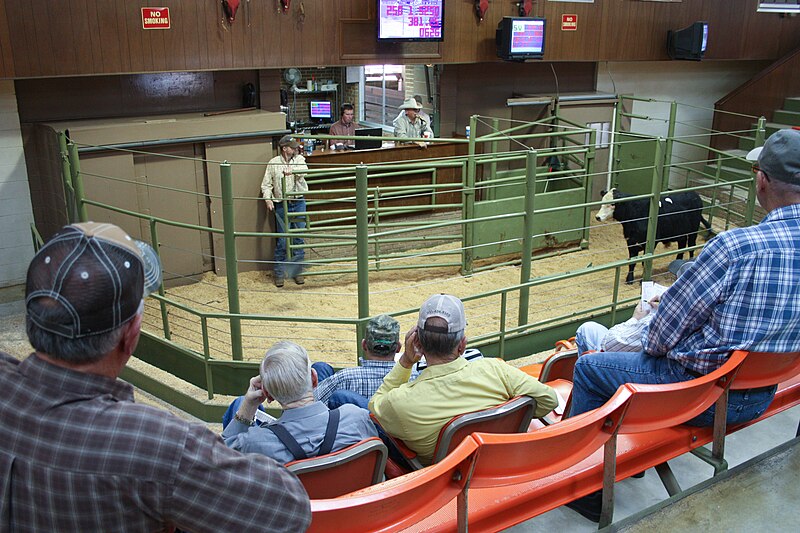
[369,294,558,465]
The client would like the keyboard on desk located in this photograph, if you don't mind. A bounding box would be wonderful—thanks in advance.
[295,123,333,133]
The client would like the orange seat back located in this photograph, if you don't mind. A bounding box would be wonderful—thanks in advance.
[469,386,632,488]
[308,437,479,533]
[620,349,748,433]
[431,396,536,464]
[286,437,387,499]
[729,350,800,389]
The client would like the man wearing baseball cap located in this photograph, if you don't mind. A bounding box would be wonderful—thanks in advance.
[312,314,404,409]
[261,134,309,287]
[566,129,800,522]
[369,294,558,466]
[0,222,310,532]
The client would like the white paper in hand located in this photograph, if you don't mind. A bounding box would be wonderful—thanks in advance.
[641,281,669,312]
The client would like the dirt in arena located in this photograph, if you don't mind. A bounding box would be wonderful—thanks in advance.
[143,216,709,369]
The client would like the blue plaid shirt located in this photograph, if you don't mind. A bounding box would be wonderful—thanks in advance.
[314,359,398,404]
[644,203,800,374]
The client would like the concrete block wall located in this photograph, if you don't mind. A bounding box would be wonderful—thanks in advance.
[0,80,34,288]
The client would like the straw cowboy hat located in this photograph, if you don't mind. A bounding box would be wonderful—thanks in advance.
[398,97,423,110]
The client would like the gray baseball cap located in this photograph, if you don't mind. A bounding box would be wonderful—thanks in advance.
[418,294,467,334]
[746,129,800,186]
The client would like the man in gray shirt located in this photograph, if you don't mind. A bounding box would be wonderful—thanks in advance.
[223,340,378,464]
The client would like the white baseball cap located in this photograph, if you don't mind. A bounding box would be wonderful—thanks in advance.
[418,294,467,333]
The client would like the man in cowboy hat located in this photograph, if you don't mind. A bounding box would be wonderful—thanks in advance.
[393,97,434,146]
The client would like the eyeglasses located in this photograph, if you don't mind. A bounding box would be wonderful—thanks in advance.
[752,164,770,181]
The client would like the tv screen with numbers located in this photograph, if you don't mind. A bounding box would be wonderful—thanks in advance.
[496,17,546,61]
[377,0,444,42]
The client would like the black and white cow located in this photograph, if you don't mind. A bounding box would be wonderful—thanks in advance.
[596,188,712,284]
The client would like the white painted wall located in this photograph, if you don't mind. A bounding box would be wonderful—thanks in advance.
[0,80,34,288]
[596,60,768,179]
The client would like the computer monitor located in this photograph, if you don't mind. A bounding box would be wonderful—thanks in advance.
[309,100,332,121]
[355,128,384,150]
[667,21,708,61]
[377,0,444,42]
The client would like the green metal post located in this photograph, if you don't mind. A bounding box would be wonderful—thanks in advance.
[755,116,767,147]
[373,187,381,271]
[67,142,88,222]
[643,139,665,282]
[462,115,478,275]
[663,100,677,188]
[220,162,243,361]
[611,99,625,188]
[745,169,757,226]
[149,219,170,340]
[582,129,597,249]
[489,118,499,201]
[356,165,370,357]
[58,133,77,223]
[518,150,537,326]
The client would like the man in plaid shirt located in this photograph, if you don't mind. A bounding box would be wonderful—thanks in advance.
[1,222,310,532]
[570,129,800,427]
[313,314,404,408]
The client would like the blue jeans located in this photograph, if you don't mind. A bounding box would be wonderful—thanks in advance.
[575,321,609,355]
[311,362,370,409]
[274,199,306,279]
[569,350,776,427]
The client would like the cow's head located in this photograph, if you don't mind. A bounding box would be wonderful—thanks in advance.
[596,188,618,221]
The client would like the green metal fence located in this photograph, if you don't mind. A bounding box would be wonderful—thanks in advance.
[55,101,764,420]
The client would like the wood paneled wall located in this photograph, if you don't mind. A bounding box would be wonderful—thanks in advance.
[2,1,800,79]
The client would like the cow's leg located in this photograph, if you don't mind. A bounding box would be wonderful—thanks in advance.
[626,245,638,284]
[676,236,687,260]
[687,229,698,258]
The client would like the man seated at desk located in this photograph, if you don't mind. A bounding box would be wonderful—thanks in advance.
[393,97,433,147]
[328,102,358,150]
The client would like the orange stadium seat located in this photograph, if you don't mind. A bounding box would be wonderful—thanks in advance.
[285,437,388,499]
[307,437,480,533]
[379,396,537,471]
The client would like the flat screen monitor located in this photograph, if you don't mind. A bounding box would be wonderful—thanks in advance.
[496,17,546,61]
[377,0,444,41]
[667,21,708,61]
[355,128,384,150]
[309,101,332,120]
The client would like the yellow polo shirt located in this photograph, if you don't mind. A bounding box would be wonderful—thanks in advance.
[369,357,558,465]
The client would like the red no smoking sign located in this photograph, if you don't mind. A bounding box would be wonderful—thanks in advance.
[562,14,577,31]
[142,7,171,29]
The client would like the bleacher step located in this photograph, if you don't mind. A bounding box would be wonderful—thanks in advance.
[773,110,800,127]
[783,97,800,113]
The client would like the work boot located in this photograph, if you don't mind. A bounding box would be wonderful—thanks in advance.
[294,275,305,285]
[274,275,284,288]
[565,490,602,523]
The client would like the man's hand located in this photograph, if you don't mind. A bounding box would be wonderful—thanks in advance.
[237,375,268,421]
[398,326,424,369]
[632,301,650,320]
[415,141,428,149]
[283,169,293,177]
[264,200,274,211]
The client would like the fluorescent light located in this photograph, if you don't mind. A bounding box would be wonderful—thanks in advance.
[757,3,800,13]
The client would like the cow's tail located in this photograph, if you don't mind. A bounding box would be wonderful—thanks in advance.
[700,216,716,239]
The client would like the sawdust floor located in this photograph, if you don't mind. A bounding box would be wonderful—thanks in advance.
[143,217,704,370]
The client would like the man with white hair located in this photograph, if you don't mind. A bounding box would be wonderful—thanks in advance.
[369,294,558,466]
[223,341,378,464]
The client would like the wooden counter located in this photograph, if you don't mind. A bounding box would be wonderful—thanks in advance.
[303,141,470,223]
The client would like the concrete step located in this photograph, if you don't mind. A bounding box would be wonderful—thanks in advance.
[773,110,800,127]
[765,122,795,137]
[783,96,800,113]
[738,134,756,151]
[718,149,751,171]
